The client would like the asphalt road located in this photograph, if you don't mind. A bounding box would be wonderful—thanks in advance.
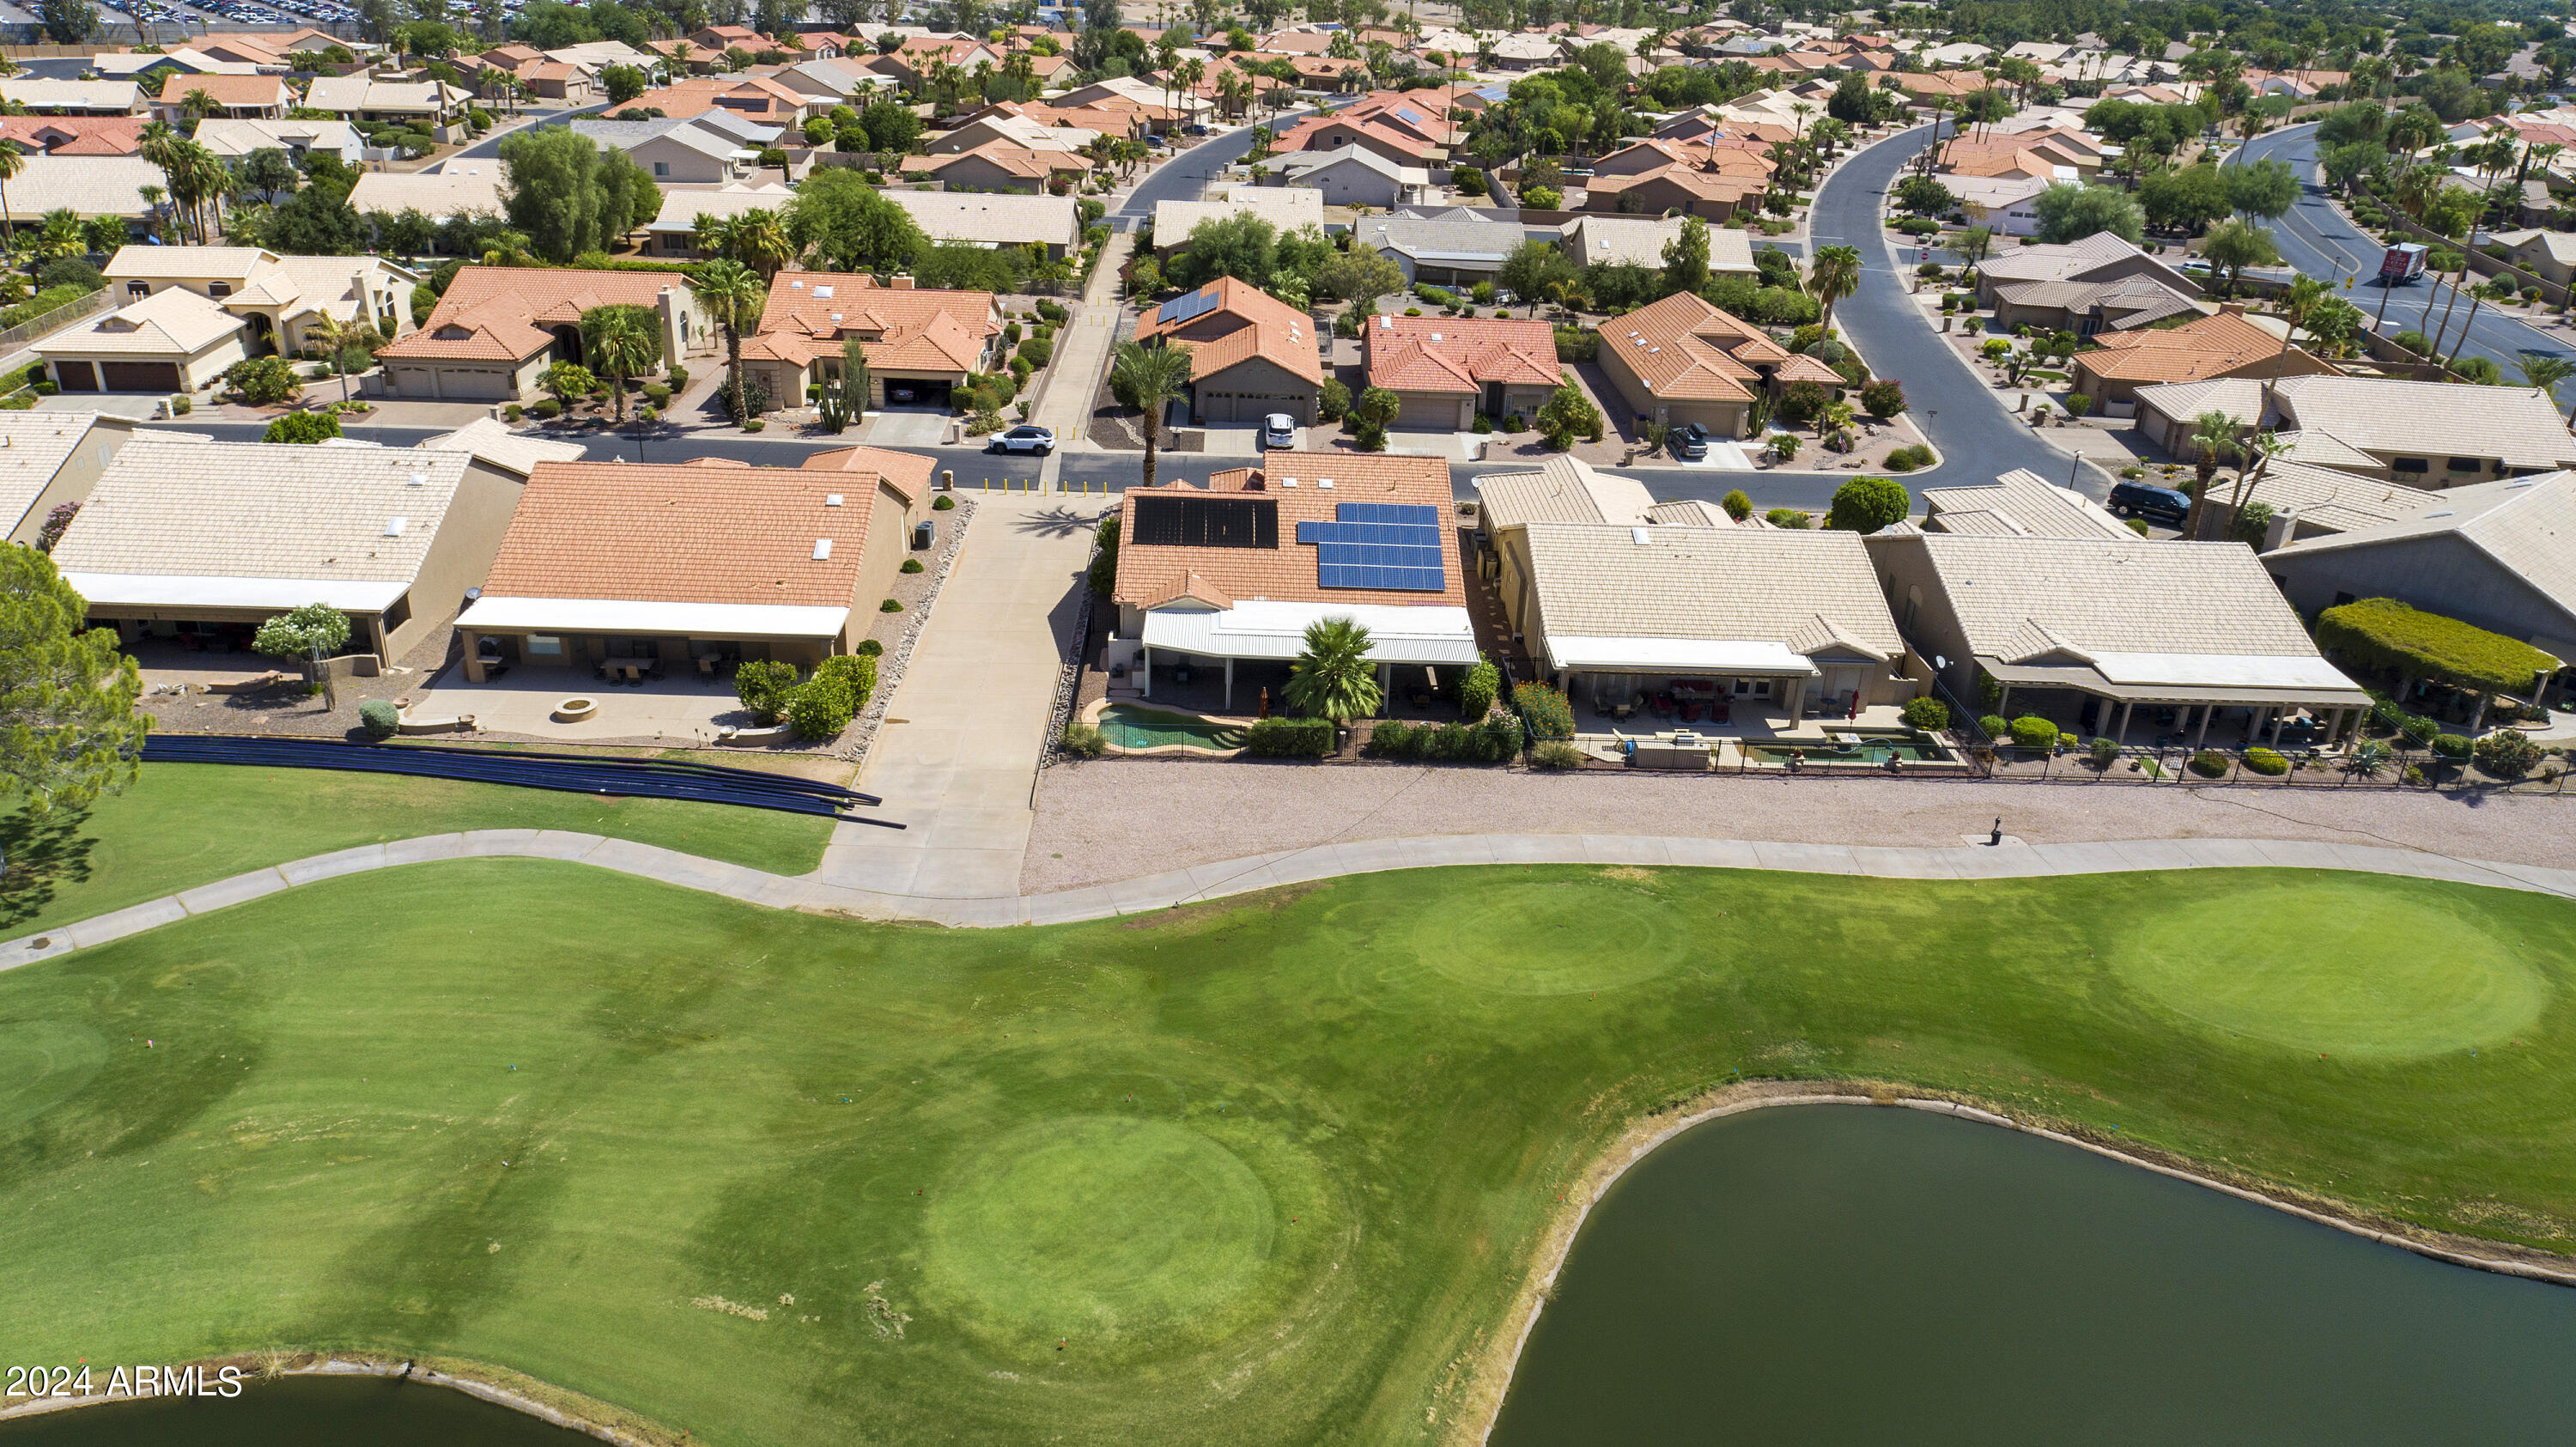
[1108,106,1329,233]
[2234,123,2573,377]
[1808,122,2115,498]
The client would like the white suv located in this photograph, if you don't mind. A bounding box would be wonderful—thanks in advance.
[987,424,1056,455]
[1260,414,1297,449]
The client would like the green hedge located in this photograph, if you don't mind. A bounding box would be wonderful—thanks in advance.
[2007,714,2058,750]
[1363,716,1522,763]
[2190,750,2230,778]
[1244,716,1334,757]
[1511,682,1574,740]
[1899,696,1949,731]
[2318,598,2560,696]
[2242,746,2289,775]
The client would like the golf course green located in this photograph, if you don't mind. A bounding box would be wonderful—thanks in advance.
[6,849,2576,1447]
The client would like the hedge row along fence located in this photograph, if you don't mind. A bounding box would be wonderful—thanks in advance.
[2317,597,2561,697]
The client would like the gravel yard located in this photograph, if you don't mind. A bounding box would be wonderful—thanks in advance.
[1020,759,2576,894]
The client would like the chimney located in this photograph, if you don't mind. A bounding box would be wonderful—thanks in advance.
[2220,301,2246,318]
[891,273,914,290]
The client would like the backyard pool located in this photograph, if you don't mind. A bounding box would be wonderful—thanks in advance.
[1096,704,1248,752]
[1745,731,1945,765]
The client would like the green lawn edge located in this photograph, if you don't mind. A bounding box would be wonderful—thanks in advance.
[6,858,2576,1447]
[0,763,834,935]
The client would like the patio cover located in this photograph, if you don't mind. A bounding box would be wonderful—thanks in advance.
[456,596,852,639]
[1977,654,2372,707]
[1547,635,1819,676]
[1142,601,1479,664]
[63,572,411,613]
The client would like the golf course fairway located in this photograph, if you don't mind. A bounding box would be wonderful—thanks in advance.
[6,857,2576,1446]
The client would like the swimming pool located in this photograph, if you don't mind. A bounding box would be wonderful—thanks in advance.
[1744,733,1943,764]
[1096,704,1248,751]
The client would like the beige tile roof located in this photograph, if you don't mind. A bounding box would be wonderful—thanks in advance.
[2273,375,2576,471]
[1978,230,2159,285]
[0,412,117,532]
[1474,454,1656,528]
[51,439,471,584]
[2263,429,2382,473]
[486,460,872,607]
[2267,470,2576,616]
[1152,185,1325,242]
[2233,458,2440,535]
[1922,468,2136,540]
[1522,523,1902,659]
[420,417,587,478]
[1642,498,1740,526]
[105,245,272,283]
[645,181,795,234]
[0,80,144,112]
[883,190,1079,248]
[1560,215,1758,272]
[1365,313,1557,394]
[2133,375,2263,426]
[347,166,507,220]
[0,155,162,219]
[42,285,240,357]
[381,265,682,364]
[1112,452,1463,611]
[744,271,998,373]
[1905,533,2328,660]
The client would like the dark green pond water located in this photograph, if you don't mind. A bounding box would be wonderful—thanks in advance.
[0,1374,596,1445]
[1489,1105,2576,1445]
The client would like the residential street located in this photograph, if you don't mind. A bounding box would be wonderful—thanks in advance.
[1807,122,2118,499]
[2235,122,2575,378]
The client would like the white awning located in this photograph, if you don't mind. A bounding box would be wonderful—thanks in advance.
[1546,635,1820,676]
[64,572,410,614]
[2086,651,2360,690]
[455,596,851,639]
[1142,601,1479,665]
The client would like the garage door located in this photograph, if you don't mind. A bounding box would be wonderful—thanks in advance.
[1394,392,1466,429]
[99,362,181,392]
[53,362,96,392]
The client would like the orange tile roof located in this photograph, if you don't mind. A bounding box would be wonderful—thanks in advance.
[2076,310,2316,386]
[379,266,683,363]
[1584,163,1767,207]
[1600,290,1796,402]
[800,444,933,504]
[1133,276,1321,386]
[1111,450,1465,611]
[744,271,999,374]
[0,115,146,154]
[1365,314,1558,394]
[487,460,873,607]
[922,143,1092,179]
[155,73,289,106]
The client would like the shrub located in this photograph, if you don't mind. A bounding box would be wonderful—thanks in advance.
[1859,378,1906,417]
[785,678,858,739]
[2189,750,2231,778]
[226,355,302,405]
[1529,740,1587,770]
[504,403,524,422]
[2063,392,2093,416]
[1884,444,1935,471]
[644,382,671,405]
[1061,721,1107,757]
[2007,715,2059,751]
[2317,598,2561,696]
[732,659,799,723]
[2088,735,2119,767]
[878,598,902,612]
[2474,729,2543,779]
[1245,715,1335,757]
[263,410,342,444]
[1018,336,1054,368]
[1457,658,1500,721]
[2431,732,2471,760]
[1768,432,1800,461]
[1510,682,1574,740]
[1978,714,2008,739]
[1764,508,1811,528]
[1720,489,1753,521]
[1777,379,1830,423]
[933,495,956,511]
[1553,325,1599,362]
[2239,746,2288,776]
[667,364,688,388]
[1473,412,1492,433]
[744,419,766,432]
[1826,476,1909,532]
[358,698,399,739]
[815,652,877,707]
[530,398,562,419]
[855,639,884,656]
[170,393,191,415]
[900,557,924,574]
[1317,377,1352,422]
[1899,696,1950,731]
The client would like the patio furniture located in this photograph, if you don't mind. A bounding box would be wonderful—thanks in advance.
[1711,698,1731,724]
[696,654,720,676]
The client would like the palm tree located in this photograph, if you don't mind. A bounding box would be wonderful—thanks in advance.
[2183,410,2243,540]
[1109,339,1193,493]
[2517,350,2576,425]
[2263,273,2327,415]
[306,312,361,404]
[1807,244,1862,333]
[180,88,220,124]
[688,258,766,427]
[581,304,665,422]
[726,209,793,278]
[1283,617,1381,723]
[0,143,21,248]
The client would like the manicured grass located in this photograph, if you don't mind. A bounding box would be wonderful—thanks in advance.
[6,862,2576,1447]
[0,763,835,935]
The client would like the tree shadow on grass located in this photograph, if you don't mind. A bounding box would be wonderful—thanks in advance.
[0,807,97,933]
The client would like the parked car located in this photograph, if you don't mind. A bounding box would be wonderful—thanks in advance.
[1260,413,1296,449]
[1668,423,1710,461]
[987,424,1056,455]
[2108,480,2190,525]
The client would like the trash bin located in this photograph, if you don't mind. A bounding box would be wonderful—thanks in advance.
[911,521,933,550]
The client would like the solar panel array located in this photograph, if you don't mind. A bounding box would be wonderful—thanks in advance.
[1296,502,1446,592]
[1132,494,1279,549]
[1157,286,1220,327]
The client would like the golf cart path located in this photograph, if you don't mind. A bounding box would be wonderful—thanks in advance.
[3,827,2571,970]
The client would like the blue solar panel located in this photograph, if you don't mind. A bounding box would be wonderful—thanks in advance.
[1157,286,1220,327]
[1298,502,1446,592]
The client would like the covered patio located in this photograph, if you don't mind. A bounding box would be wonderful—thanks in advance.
[1984,653,2376,751]
[407,670,759,744]
[1553,636,1914,739]
[1123,601,1484,713]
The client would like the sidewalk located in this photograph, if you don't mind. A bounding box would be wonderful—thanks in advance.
[1032,231,1133,465]
[812,490,1102,903]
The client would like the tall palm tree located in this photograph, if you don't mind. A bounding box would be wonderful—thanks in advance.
[2183,410,2243,540]
[1807,244,1862,333]
[580,303,664,422]
[726,209,793,278]
[688,258,766,427]
[2262,273,2326,416]
[180,88,220,124]
[0,143,21,248]
[1284,617,1381,723]
[1109,339,1192,493]
[306,312,361,404]
[2516,350,2576,425]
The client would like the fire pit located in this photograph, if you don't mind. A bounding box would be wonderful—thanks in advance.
[553,697,598,723]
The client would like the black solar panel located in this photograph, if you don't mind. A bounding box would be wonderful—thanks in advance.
[1132,495,1279,549]
[1296,503,1446,592]
[1157,286,1221,327]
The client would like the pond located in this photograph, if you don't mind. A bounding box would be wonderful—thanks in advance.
[1096,703,1247,752]
[1489,1105,2576,1445]
[0,1374,597,1445]
[1744,731,1945,764]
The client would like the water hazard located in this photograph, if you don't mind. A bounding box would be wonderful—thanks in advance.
[0,1374,598,1445]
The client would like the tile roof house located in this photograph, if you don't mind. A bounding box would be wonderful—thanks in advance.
[642,181,798,258]
[0,80,148,116]
[1580,162,1768,222]
[1353,209,1525,285]
[883,191,1082,258]
[1504,520,1917,727]
[1919,468,2136,540]
[1363,313,1559,430]
[2266,375,2576,483]
[0,115,149,155]
[0,410,155,544]
[419,416,588,482]
[301,76,471,125]
[0,155,165,225]
[2487,228,2576,288]
[2071,307,2337,406]
[1594,289,1841,437]
[1989,273,2203,335]
[926,106,1106,157]
[102,244,415,358]
[1108,453,1478,708]
[454,456,929,678]
[1273,109,1444,167]
[2264,471,2576,666]
[1865,531,2372,746]
[52,438,519,663]
[743,271,1001,412]
[347,162,507,220]
[2221,458,2443,543]
[1269,143,1432,208]
[191,117,366,166]
[39,285,250,393]
[910,143,1093,194]
[1152,185,1326,258]
[1560,214,1758,273]
[1972,231,2198,310]
[374,267,713,402]
[152,72,295,120]
[1133,277,1322,425]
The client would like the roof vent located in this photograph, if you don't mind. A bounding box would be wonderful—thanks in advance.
[812,538,834,559]
[825,493,844,506]
[1631,526,1650,544]
[406,470,426,486]
[1279,476,1298,486]
[1317,478,1334,489]
[2423,510,2456,518]
[813,285,833,298]
[830,312,842,322]
[383,516,407,536]
[790,278,805,288]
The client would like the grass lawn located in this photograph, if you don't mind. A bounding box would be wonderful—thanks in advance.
[5,861,2576,1446]
[0,763,834,936]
